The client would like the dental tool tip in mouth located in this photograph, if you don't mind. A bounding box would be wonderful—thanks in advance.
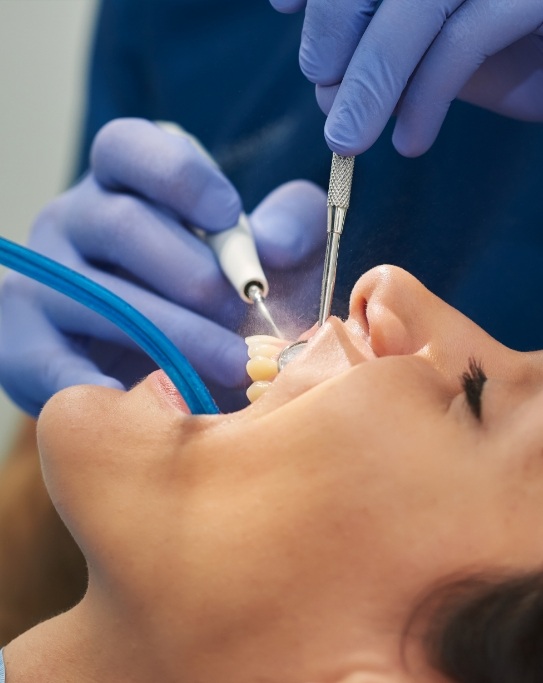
[277,340,308,372]
[245,282,283,338]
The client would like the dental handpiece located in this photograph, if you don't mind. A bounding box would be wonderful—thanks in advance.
[318,153,355,326]
[157,122,281,337]
[205,213,281,337]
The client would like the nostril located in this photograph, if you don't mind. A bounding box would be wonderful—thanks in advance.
[360,298,370,337]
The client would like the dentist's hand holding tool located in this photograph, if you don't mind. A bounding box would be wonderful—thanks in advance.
[270,0,543,156]
[0,118,326,415]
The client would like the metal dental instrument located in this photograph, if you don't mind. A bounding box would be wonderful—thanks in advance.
[319,153,355,325]
[157,122,282,338]
[277,339,309,371]
[276,153,355,371]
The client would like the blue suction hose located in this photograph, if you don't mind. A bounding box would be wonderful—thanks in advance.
[0,237,219,415]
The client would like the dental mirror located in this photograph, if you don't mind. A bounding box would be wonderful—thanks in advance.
[277,340,308,372]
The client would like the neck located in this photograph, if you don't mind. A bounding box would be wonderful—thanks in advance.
[2,581,438,683]
[2,593,160,683]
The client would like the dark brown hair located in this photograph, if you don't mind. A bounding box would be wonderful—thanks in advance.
[414,571,543,683]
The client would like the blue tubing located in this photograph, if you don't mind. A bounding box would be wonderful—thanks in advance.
[0,237,219,415]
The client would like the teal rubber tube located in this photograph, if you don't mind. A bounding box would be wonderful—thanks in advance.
[0,237,219,415]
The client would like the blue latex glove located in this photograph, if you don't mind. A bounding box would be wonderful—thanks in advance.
[0,118,326,415]
[269,0,543,156]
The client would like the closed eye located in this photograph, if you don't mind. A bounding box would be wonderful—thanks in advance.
[460,358,487,422]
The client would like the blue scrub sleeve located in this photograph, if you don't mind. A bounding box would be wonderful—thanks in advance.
[0,648,5,683]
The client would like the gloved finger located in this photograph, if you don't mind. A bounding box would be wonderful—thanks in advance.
[91,118,242,231]
[82,340,158,390]
[33,180,244,326]
[0,290,123,416]
[268,0,306,13]
[30,258,248,390]
[392,0,543,156]
[458,37,543,122]
[1,264,247,414]
[299,0,378,86]
[315,83,340,116]
[324,0,464,155]
[249,180,327,269]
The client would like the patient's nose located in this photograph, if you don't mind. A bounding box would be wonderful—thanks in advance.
[349,265,533,389]
[349,265,446,358]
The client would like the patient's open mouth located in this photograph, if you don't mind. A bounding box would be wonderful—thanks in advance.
[147,370,192,414]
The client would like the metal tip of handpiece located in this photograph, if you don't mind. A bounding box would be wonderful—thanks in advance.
[246,283,283,338]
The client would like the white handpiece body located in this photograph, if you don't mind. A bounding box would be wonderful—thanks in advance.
[156,121,269,302]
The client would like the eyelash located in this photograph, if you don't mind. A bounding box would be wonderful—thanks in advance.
[460,358,487,421]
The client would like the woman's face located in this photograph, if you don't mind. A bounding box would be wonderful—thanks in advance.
[37,266,543,681]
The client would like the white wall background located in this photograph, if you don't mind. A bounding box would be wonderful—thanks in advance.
[0,0,97,452]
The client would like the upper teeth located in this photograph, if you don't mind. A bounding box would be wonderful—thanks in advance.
[246,356,279,382]
[245,335,290,403]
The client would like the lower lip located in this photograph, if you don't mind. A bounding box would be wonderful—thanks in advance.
[147,370,192,414]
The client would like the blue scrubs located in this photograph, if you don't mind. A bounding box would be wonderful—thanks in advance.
[0,648,4,683]
[77,0,543,350]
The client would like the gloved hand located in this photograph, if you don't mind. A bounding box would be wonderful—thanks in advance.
[0,118,326,415]
[269,0,543,156]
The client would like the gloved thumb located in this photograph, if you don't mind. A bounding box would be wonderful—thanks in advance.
[249,180,327,269]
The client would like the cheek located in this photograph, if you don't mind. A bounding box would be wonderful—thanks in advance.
[37,384,155,565]
[141,414,371,618]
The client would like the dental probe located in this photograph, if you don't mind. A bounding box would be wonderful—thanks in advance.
[319,153,355,326]
[276,153,356,372]
[157,122,282,337]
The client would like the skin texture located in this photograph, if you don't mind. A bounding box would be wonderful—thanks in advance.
[5,265,543,683]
